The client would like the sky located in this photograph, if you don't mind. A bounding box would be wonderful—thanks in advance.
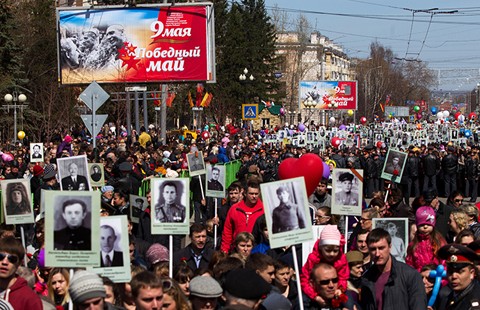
[263,0,480,92]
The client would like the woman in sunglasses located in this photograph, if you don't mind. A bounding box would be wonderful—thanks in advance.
[160,278,190,310]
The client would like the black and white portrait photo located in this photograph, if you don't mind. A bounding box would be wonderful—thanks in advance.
[151,178,190,235]
[381,149,408,182]
[100,223,124,267]
[88,163,104,188]
[58,155,91,191]
[1,179,34,225]
[154,180,187,223]
[30,143,44,163]
[206,164,226,198]
[260,177,312,248]
[44,191,100,267]
[331,168,363,216]
[53,197,92,251]
[372,218,408,263]
[129,195,147,223]
[187,152,206,177]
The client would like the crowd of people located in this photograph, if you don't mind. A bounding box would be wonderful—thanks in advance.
[0,122,480,310]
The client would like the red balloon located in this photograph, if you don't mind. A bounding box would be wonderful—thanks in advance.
[278,153,324,196]
[469,112,477,120]
[454,112,461,120]
[360,117,367,125]
[201,131,210,140]
[331,137,341,148]
[376,141,383,148]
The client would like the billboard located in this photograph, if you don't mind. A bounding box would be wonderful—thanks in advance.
[57,4,215,84]
[299,80,357,110]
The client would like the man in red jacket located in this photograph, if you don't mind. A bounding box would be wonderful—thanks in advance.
[221,179,264,253]
[0,236,42,309]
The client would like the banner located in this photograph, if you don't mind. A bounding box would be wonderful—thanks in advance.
[57,4,215,84]
[299,80,358,110]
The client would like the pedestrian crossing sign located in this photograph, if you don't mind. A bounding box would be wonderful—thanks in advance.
[242,104,258,120]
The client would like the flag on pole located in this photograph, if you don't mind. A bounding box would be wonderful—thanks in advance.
[188,91,194,108]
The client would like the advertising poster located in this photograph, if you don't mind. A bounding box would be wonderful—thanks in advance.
[45,191,100,268]
[57,4,215,84]
[260,177,313,249]
[1,179,34,225]
[90,215,131,283]
[299,80,357,110]
[151,178,190,235]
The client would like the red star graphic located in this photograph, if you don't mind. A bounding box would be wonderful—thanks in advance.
[119,42,140,71]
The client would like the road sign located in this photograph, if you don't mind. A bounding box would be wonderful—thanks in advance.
[79,81,110,111]
[81,114,108,137]
[242,104,258,120]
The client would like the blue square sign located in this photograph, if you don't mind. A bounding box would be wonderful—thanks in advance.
[242,104,258,120]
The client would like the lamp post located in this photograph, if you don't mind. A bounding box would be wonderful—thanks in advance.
[239,68,254,136]
[476,83,480,114]
[4,91,28,143]
[303,97,317,123]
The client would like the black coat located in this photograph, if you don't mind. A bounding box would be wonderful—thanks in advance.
[436,281,480,310]
[423,153,440,176]
[172,244,214,272]
[442,153,458,175]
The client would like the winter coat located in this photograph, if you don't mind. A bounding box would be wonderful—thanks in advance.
[360,256,427,310]
[5,276,43,310]
[300,239,349,300]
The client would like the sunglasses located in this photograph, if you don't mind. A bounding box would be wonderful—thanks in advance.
[0,253,19,264]
[318,277,339,285]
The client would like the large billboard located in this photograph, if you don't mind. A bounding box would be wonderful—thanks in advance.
[57,4,215,84]
[299,81,358,110]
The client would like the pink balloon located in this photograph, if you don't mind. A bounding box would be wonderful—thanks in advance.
[2,153,13,162]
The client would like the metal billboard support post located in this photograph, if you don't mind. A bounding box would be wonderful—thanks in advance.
[161,84,167,145]
[143,90,148,128]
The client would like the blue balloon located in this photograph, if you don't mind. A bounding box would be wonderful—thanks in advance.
[431,106,438,115]
[428,265,446,307]
[465,129,472,138]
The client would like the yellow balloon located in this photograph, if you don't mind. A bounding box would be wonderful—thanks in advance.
[347,110,354,116]
[17,131,25,140]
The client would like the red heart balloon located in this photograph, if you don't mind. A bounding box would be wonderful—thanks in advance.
[278,153,324,196]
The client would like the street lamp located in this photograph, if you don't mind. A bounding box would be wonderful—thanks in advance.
[239,68,254,82]
[239,68,255,135]
[4,91,27,143]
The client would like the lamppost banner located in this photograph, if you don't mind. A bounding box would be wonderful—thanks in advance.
[56,4,215,85]
[299,81,358,110]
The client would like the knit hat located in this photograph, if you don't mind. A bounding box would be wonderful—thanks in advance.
[33,165,43,177]
[416,206,436,227]
[42,164,56,180]
[320,224,341,246]
[146,243,169,265]
[224,269,271,300]
[101,185,114,194]
[69,270,106,304]
[189,276,223,298]
[64,135,73,143]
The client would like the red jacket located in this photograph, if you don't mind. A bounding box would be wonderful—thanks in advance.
[300,238,350,300]
[220,199,264,253]
[5,276,43,310]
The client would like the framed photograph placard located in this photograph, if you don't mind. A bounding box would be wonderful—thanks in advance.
[187,152,206,177]
[205,164,226,198]
[151,178,190,235]
[260,177,313,249]
[45,191,100,268]
[57,155,92,191]
[380,149,408,182]
[30,143,44,163]
[88,163,105,188]
[129,195,147,224]
[1,179,34,225]
[331,168,363,216]
[90,215,131,283]
[372,217,408,263]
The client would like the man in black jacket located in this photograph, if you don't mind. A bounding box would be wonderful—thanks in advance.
[442,146,458,198]
[423,145,440,192]
[360,228,426,310]
[173,223,214,272]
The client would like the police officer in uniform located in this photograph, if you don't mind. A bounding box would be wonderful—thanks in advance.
[54,199,91,250]
[271,185,306,233]
[335,172,358,205]
[155,181,186,223]
[435,244,480,310]
[207,166,224,192]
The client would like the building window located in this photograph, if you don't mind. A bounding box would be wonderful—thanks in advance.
[262,118,270,127]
